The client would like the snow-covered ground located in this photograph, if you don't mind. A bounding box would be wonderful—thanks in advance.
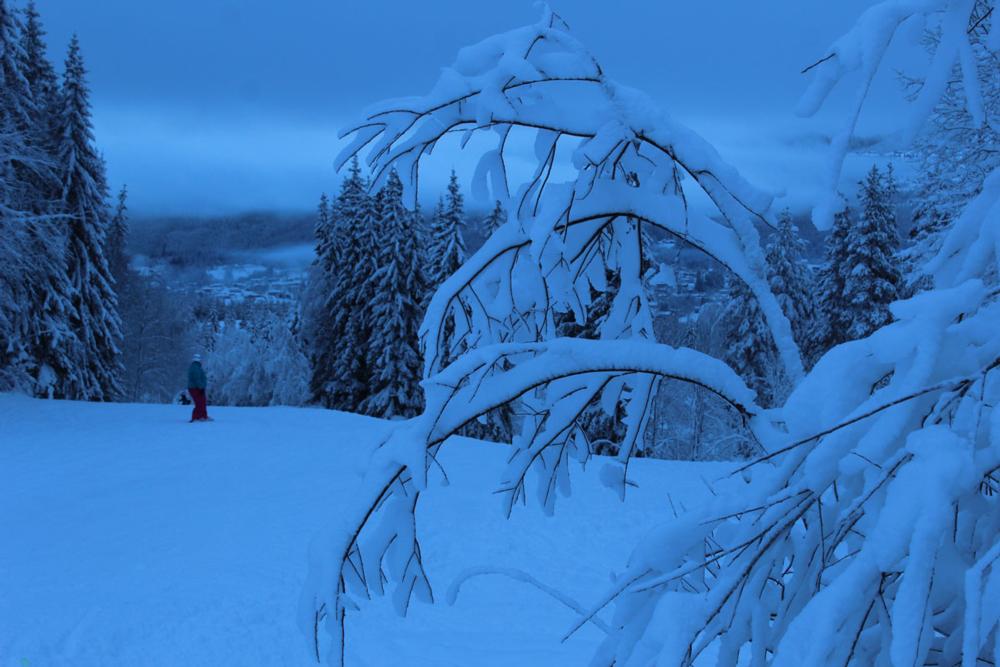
[0,394,731,666]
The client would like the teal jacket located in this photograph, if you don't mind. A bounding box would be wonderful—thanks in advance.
[187,361,207,389]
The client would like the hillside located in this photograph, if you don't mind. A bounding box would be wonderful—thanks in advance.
[0,394,732,666]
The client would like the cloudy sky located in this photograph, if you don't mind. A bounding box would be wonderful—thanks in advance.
[34,1,927,216]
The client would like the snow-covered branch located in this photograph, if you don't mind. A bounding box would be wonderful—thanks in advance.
[798,0,989,228]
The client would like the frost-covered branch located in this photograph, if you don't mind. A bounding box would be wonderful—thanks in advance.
[798,0,988,228]
[337,8,802,385]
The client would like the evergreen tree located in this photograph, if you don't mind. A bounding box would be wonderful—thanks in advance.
[814,203,853,354]
[483,199,506,236]
[0,0,74,396]
[765,210,818,367]
[307,191,342,407]
[108,185,129,288]
[329,157,377,411]
[19,1,58,151]
[427,171,467,368]
[722,277,781,407]
[842,165,903,340]
[0,210,75,395]
[0,0,34,134]
[360,170,424,418]
[314,192,332,271]
[0,0,53,214]
[56,36,123,400]
[431,170,466,287]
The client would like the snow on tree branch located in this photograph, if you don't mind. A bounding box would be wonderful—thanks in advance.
[798,0,989,229]
[336,8,802,385]
[300,10,809,662]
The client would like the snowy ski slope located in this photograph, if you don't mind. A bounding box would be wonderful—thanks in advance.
[0,394,732,665]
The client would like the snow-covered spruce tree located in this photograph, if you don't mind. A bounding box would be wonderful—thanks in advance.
[843,164,904,341]
[429,170,467,288]
[0,0,75,396]
[19,1,59,155]
[722,275,781,407]
[0,0,33,137]
[0,0,52,211]
[329,157,377,412]
[306,191,342,407]
[723,210,816,406]
[301,10,803,663]
[108,185,129,289]
[56,35,123,401]
[314,192,333,272]
[483,199,506,236]
[426,170,468,368]
[813,202,853,354]
[766,209,818,367]
[359,169,423,419]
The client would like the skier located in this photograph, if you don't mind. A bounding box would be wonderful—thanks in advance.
[187,353,210,422]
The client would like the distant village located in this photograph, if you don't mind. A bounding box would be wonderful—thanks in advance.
[133,256,307,308]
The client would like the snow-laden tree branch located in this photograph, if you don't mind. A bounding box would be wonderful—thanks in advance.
[301,3,1000,664]
[571,2,1000,664]
[336,9,801,384]
[797,0,991,229]
[302,7,807,664]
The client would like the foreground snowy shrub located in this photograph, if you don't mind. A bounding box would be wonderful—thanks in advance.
[303,4,1000,665]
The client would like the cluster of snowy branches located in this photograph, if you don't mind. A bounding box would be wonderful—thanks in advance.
[903,0,1000,279]
[204,313,310,408]
[0,0,125,400]
[299,2,1000,665]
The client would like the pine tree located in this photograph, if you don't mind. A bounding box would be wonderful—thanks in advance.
[427,171,467,368]
[814,202,853,354]
[765,210,818,367]
[56,36,123,401]
[483,199,506,236]
[0,0,34,134]
[432,170,466,286]
[0,0,75,396]
[329,157,377,411]
[0,0,53,214]
[314,192,332,271]
[360,170,424,418]
[842,165,903,340]
[723,277,781,407]
[19,1,58,152]
[108,185,129,288]
[307,191,342,407]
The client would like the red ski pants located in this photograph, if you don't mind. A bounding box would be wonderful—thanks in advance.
[189,388,209,421]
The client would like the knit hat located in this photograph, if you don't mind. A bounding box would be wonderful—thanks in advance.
[193,353,202,362]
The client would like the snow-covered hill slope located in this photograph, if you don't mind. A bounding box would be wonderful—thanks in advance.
[0,394,731,666]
